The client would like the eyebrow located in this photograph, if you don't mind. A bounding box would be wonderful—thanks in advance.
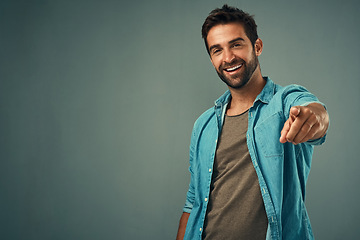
[229,37,245,44]
[209,37,246,53]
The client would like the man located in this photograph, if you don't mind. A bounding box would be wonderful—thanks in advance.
[176,5,329,240]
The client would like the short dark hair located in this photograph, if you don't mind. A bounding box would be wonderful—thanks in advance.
[201,5,258,54]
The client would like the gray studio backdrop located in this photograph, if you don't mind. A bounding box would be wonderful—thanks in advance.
[1,0,359,239]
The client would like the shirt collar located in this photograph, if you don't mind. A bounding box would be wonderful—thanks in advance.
[214,76,276,107]
[255,76,275,104]
[214,90,231,107]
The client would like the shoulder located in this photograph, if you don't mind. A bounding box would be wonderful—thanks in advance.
[274,83,310,97]
[271,83,316,104]
[258,78,312,104]
[192,90,230,130]
[193,106,215,131]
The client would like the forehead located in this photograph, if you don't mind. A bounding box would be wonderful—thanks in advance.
[207,22,249,46]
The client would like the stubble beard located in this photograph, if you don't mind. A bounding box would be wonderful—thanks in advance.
[216,52,259,89]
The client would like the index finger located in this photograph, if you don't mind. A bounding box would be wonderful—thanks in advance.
[285,113,311,143]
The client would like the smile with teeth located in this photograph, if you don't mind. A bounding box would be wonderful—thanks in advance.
[224,63,243,72]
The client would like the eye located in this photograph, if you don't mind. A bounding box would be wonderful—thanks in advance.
[211,49,222,55]
[232,43,242,48]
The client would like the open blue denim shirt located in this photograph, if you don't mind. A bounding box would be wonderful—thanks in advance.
[183,77,326,240]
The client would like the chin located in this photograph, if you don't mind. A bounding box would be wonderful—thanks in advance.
[225,77,250,89]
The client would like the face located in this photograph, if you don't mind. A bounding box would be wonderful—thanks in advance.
[206,23,262,89]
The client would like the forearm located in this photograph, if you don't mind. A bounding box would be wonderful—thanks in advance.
[176,212,190,240]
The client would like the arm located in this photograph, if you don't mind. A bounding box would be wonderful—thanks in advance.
[176,212,190,240]
[280,103,329,144]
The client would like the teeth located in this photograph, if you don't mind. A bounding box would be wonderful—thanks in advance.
[226,64,242,71]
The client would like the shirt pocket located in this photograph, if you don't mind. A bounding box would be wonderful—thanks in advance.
[254,112,284,157]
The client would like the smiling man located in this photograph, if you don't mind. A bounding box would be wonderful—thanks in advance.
[176,5,329,240]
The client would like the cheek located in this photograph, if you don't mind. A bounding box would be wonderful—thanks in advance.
[211,58,221,70]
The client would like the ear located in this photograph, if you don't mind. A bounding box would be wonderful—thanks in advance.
[254,38,263,56]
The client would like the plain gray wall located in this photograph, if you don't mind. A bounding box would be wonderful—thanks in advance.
[1,0,359,239]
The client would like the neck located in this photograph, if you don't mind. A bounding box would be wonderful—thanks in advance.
[226,68,265,116]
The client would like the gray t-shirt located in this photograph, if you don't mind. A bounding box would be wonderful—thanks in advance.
[202,111,268,239]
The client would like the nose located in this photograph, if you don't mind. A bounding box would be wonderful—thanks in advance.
[223,49,235,63]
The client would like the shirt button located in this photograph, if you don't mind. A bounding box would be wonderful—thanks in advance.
[209,169,212,172]
[205,198,208,202]
[200,228,202,231]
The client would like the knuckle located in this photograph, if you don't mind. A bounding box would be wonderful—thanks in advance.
[310,127,318,136]
[300,127,309,134]
[309,114,317,122]
[303,107,310,114]
[304,122,311,129]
